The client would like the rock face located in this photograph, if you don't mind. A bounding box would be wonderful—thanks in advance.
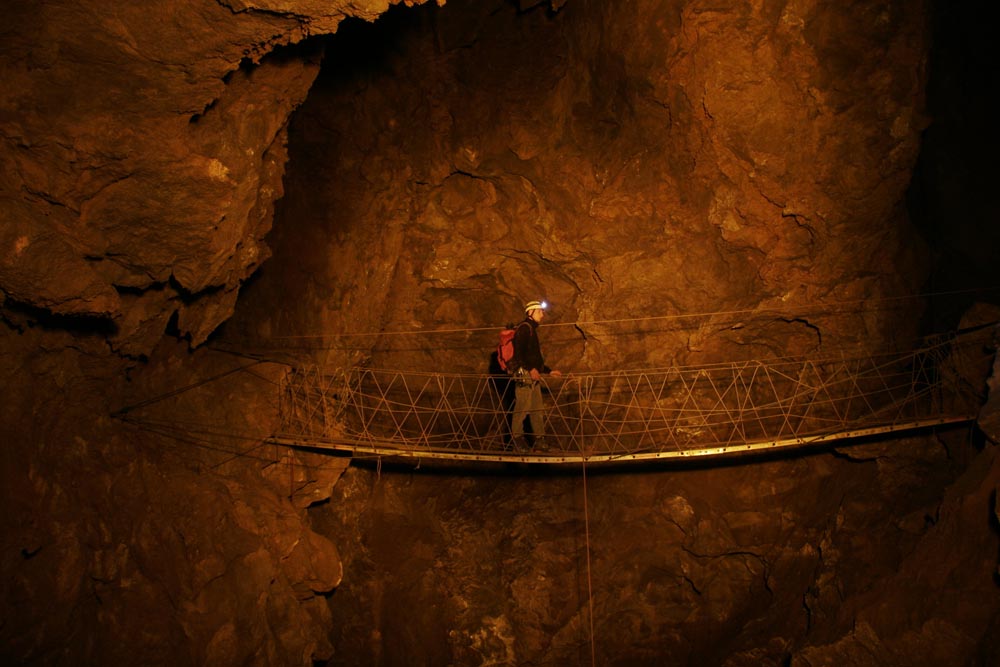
[315,438,1000,666]
[1,0,340,354]
[232,0,930,373]
[2,0,999,665]
[0,331,346,665]
[2,2,390,664]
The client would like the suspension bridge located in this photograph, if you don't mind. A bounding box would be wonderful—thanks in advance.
[268,328,994,465]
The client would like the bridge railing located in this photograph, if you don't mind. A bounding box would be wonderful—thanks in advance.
[276,331,991,461]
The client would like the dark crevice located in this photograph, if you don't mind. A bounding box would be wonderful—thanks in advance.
[0,299,117,336]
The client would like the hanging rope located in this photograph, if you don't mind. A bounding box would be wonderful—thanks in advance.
[224,286,1000,344]
[581,457,596,666]
[112,359,268,416]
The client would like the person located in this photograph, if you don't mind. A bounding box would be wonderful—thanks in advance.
[509,299,562,450]
[488,335,516,450]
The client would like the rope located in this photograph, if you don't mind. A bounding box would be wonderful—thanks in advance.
[113,322,994,465]
[581,457,596,666]
[274,330,991,460]
[286,333,962,379]
[112,360,268,415]
[225,286,1000,342]
[118,413,355,473]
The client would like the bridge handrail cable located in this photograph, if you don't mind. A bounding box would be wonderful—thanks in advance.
[274,329,993,462]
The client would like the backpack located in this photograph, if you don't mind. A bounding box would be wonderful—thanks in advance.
[496,324,521,373]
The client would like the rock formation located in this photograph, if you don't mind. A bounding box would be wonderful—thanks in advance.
[2,0,998,665]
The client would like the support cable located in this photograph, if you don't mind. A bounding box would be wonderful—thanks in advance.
[223,287,1000,342]
[581,457,596,667]
[112,360,267,416]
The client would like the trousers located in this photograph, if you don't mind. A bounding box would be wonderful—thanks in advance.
[512,381,545,439]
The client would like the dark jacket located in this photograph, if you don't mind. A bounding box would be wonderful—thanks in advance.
[511,318,550,375]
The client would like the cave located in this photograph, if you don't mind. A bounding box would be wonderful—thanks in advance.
[3,1,1000,665]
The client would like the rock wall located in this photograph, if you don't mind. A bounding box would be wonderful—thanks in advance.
[2,0,999,665]
[231,0,930,374]
[314,436,999,666]
[1,1,415,664]
[1,0,400,355]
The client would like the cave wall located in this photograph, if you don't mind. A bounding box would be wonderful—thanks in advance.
[232,0,931,374]
[1,1,432,665]
[314,436,1000,666]
[2,0,999,665]
[0,0,397,355]
[908,0,1000,329]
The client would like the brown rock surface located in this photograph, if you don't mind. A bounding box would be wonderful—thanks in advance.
[1,0,339,353]
[231,0,931,373]
[0,331,343,665]
[2,2,385,662]
[2,0,999,665]
[313,436,998,665]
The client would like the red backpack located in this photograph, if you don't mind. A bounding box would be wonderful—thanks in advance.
[496,323,525,373]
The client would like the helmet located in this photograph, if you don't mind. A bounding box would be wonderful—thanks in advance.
[524,300,548,314]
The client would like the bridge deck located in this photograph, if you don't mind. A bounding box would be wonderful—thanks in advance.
[268,414,974,464]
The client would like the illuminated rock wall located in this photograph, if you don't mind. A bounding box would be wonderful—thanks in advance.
[2,1,998,665]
